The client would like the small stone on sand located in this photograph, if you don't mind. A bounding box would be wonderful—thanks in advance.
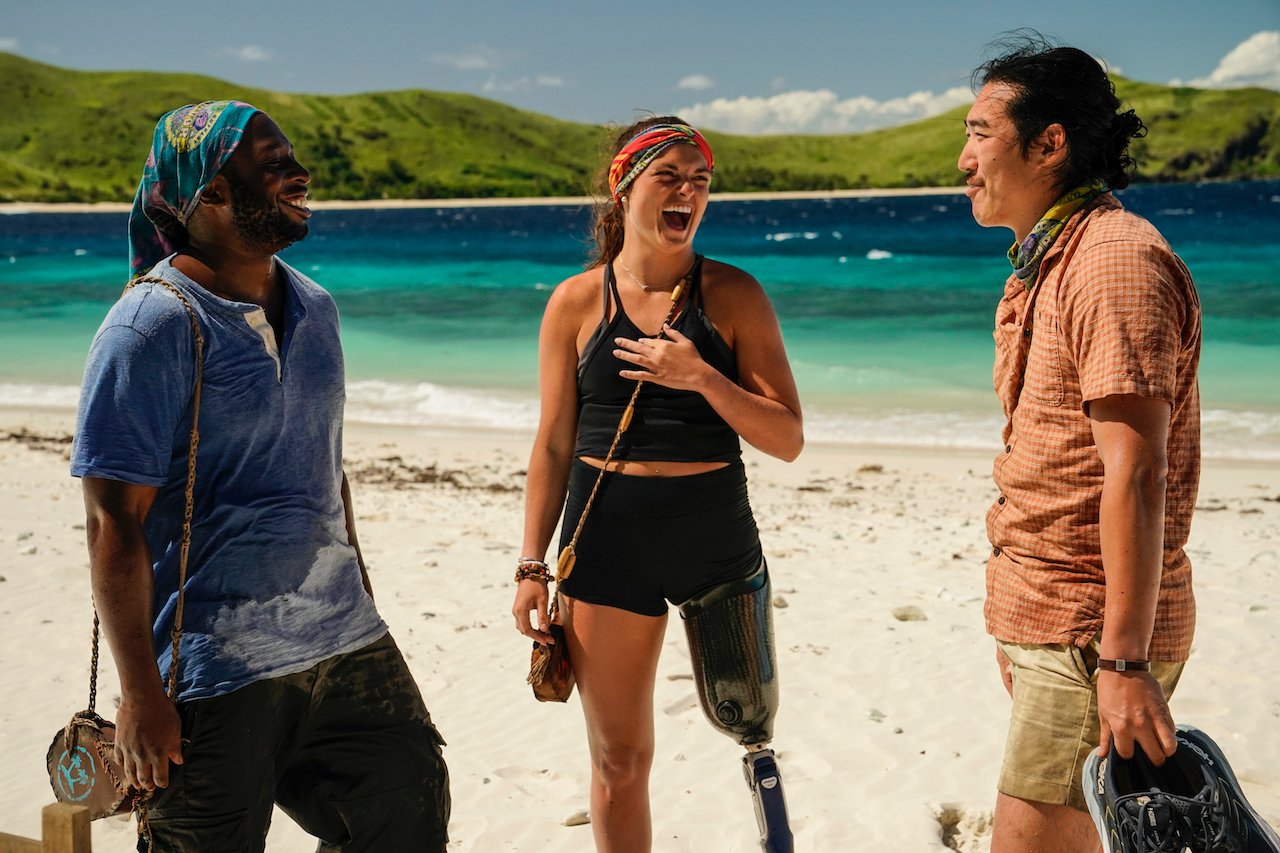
[892,605,927,622]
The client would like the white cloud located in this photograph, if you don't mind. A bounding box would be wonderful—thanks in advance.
[433,51,496,71]
[677,74,715,91]
[678,85,973,135]
[1176,31,1280,91]
[483,74,568,93]
[1093,55,1122,77]
[222,44,273,62]
[431,45,518,72]
[0,37,18,51]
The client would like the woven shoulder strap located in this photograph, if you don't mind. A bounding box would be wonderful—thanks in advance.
[86,275,204,711]
[552,256,702,605]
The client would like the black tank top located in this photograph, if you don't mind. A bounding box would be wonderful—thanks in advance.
[574,257,742,462]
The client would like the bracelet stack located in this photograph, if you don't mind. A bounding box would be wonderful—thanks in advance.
[515,557,552,584]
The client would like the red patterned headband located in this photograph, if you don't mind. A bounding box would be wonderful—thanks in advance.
[607,123,714,203]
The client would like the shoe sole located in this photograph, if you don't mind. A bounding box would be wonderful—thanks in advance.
[1081,749,1119,853]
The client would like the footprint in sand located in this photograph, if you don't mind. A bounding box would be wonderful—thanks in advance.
[663,693,700,716]
[767,748,830,783]
[935,803,993,852]
[491,765,575,798]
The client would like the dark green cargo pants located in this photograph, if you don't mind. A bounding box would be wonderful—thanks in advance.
[141,632,449,852]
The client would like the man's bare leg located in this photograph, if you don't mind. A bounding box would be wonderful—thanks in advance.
[990,792,1102,853]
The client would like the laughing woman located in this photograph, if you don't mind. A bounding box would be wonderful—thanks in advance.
[512,117,803,853]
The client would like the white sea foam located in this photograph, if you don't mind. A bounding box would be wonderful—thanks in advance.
[765,231,819,241]
[5,381,1277,461]
[805,407,1280,461]
[804,408,1004,450]
[356,382,1280,462]
[0,384,82,409]
[1199,408,1280,460]
[866,249,894,260]
[345,379,539,430]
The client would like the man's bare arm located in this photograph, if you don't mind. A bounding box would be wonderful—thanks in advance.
[341,472,373,600]
[1090,393,1178,764]
[82,476,183,790]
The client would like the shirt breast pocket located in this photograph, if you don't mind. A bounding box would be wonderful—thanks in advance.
[1022,309,1065,407]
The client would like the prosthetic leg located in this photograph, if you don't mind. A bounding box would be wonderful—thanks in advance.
[679,560,794,853]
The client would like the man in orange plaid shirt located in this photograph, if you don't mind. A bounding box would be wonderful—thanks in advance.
[958,37,1202,853]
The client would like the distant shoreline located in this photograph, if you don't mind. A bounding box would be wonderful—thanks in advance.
[0,185,969,215]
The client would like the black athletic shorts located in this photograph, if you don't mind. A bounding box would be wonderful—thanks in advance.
[557,459,762,617]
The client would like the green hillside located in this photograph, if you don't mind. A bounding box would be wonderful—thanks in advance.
[2,52,1278,203]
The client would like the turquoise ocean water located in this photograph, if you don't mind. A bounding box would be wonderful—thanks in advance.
[2,181,1277,459]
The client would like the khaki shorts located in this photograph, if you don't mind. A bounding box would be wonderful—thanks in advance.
[996,639,1184,811]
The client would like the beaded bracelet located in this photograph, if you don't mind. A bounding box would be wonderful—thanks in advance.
[515,558,552,584]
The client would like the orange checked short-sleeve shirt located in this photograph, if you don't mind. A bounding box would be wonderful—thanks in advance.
[985,194,1201,662]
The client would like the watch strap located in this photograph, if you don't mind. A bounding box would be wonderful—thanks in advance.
[1097,657,1151,672]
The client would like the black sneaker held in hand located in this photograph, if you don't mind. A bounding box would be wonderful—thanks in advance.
[1084,724,1280,853]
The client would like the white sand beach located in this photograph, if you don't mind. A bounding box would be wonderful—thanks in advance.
[2,407,1277,851]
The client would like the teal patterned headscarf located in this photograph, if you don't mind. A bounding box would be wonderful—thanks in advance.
[127,100,260,276]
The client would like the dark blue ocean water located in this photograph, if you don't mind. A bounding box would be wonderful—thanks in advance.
[2,181,1277,457]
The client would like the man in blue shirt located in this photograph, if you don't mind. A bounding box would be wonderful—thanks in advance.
[71,101,449,851]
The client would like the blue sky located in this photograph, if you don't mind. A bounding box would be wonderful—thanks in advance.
[4,0,1278,133]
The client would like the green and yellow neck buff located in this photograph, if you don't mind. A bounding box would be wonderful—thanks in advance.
[1008,180,1108,288]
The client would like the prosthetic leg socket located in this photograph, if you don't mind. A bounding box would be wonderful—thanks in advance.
[680,560,793,851]
[678,559,778,746]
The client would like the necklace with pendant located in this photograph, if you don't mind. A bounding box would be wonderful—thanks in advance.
[619,258,696,292]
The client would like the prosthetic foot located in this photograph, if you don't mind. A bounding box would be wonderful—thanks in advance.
[680,560,794,852]
[743,746,794,853]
